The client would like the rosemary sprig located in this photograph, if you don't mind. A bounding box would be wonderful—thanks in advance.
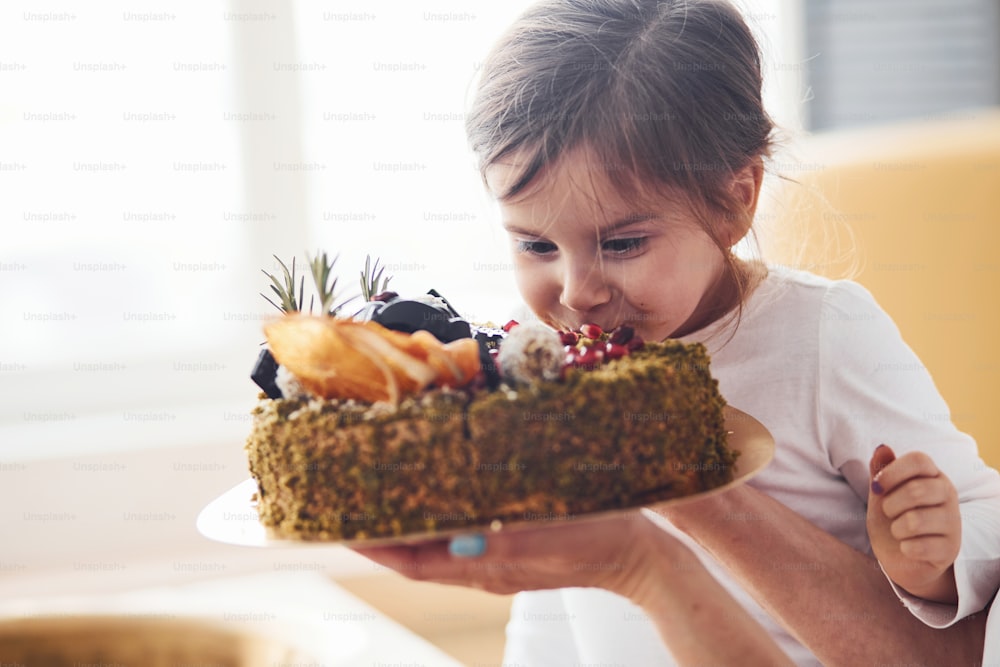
[360,254,392,302]
[261,251,389,316]
[307,251,356,316]
[260,255,305,313]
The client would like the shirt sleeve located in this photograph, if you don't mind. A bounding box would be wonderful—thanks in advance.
[502,590,581,666]
[818,279,1000,627]
[984,593,1000,667]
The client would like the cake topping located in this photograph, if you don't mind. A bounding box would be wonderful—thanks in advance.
[260,252,358,317]
[250,348,282,399]
[562,323,646,370]
[255,252,667,403]
[371,297,472,342]
[273,364,308,400]
[608,325,635,346]
[264,315,480,405]
[472,325,506,390]
[496,321,565,385]
[370,291,398,303]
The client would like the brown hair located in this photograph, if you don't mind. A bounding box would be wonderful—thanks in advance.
[467,0,777,325]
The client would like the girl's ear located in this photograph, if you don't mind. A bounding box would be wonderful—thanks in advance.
[724,158,765,247]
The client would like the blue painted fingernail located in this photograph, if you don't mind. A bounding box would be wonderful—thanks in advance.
[449,534,486,558]
[871,479,884,495]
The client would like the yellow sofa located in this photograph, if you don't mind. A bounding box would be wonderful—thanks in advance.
[759,108,1000,471]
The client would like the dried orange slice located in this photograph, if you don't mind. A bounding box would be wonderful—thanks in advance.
[263,315,480,403]
[441,337,482,386]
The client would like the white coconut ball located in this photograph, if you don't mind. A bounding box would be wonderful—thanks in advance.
[497,321,565,385]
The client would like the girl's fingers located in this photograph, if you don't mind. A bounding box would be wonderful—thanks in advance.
[871,452,940,496]
[898,534,961,564]
[888,506,959,542]
[869,443,896,480]
[880,477,956,520]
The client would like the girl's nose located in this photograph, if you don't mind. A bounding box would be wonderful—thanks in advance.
[559,258,612,312]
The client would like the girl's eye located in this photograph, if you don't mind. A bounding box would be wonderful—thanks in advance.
[602,237,646,255]
[515,239,557,256]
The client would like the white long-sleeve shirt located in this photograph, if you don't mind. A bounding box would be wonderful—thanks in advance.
[503,265,1000,666]
[987,595,1000,667]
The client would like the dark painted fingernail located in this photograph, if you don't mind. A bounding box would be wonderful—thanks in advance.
[875,444,887,453]
[449,534,486,558]
[870,479,884,495]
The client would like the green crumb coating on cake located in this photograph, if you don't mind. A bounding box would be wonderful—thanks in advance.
[245,340,736,540]
[246,390,476,540]
[469,341,734,520]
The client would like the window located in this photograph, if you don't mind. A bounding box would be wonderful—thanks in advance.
[803,0,1000,130]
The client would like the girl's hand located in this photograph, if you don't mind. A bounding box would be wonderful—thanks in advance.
[867,444,961,604]
[352,511,658,601]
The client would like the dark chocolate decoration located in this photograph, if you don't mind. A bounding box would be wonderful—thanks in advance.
[474,327,506,389]
[251,348,283,399]
[441,317,473,341]
[426,289,462,318]
[372,297,471,343]
[474,326,505,351]
[369,289,509,388]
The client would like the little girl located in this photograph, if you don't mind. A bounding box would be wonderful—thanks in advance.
[360,0,1000,664]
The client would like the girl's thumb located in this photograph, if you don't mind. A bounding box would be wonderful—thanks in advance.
[869,443,896,490]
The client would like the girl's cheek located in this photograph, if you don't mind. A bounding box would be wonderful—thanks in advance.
[513,262,536,299]
[515,264,556,312]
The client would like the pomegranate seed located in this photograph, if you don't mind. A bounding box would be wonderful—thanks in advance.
[580,323,603,339]
[502,319,519,332]
[559,331,580,345]
[608,325,634,345]
[605,342,628,360]
[575,344,604,368]
[371,290,399,303]
[626,334,645,351]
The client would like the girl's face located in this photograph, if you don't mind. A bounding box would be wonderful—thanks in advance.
[487,150,736,342]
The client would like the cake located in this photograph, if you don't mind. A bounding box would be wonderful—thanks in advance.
[244,254,736,541]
